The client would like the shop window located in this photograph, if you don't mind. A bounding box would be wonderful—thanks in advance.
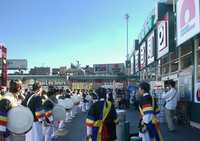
[163,64,169,75]
[170,48,179,61]
[181,54,192,69]
[171,60,179,72]
[181,45,192,56]
[157,67,162,77]
[197,39,200,50]
[197,51,200,80]
[162,56,169,64]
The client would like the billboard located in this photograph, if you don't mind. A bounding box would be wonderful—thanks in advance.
[135,50,139,73]
[108,63,124,73]
[0,59,27,70]
[177,0,200,46]
[93,64,108,74]
[157,14,169,59]
[147,30,155,65]
[72,83,93,89]
[140,41,146,69]
[131,56,134,75]
[93,63,124,74]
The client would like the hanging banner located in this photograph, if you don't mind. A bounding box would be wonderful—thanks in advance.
[72,83,93,89]
[100,83,123,89]
[1,46,7,87]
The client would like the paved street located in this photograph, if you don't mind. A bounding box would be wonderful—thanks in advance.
[14,105,200,141]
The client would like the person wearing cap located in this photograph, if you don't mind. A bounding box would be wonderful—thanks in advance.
[86,87,119,141]
[162,81,177,132]
[42,90,55,141]
[138,82,163,141]
[22,82,48,141]
[0,79,22,141]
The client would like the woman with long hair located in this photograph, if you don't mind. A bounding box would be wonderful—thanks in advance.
[0,79,23,141]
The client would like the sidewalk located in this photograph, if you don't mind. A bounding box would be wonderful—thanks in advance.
[124,105,200,141]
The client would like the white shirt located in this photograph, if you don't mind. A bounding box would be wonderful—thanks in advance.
[5,92,18,106]
[162,88,177,110]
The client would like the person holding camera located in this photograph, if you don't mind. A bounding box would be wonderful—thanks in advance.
[162,81,177,132]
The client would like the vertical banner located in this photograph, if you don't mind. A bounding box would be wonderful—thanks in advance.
[1,46,7,87]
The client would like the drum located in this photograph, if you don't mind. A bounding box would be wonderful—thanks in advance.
[85,95,91,101]
[64,98,74,111]
[52,105,66,121]
[58,99,68,109]
[78,95,82,102]
[7,106,34,135]
[70,95,78,104]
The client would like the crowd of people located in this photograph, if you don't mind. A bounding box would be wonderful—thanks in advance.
[0,78,178,141]
[0,79,120,141]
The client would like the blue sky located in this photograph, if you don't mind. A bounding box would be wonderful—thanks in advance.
[0,0,160,72]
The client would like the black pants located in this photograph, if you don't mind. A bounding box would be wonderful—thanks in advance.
[119,100,125,108]
[125,100,130,108]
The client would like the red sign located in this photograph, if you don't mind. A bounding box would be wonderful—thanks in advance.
[1,46,7,87]
[140,42,146,69]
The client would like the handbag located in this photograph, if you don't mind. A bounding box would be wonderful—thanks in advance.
[163,101,166,107]
[84,135,92,141]
[138,119,147,133]
[139,124,147,133]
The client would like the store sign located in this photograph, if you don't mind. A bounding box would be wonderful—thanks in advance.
[100,83,123,89]
[135,50,139,72]
[36,81,67,86]
[177,0,200,46]
[147,31,155,65]
[131,56,134,75]
[157,14,169,59]
[140,42,146,69]
[93,64,108,74]
[108,63,124,73]
[72,83,93,89]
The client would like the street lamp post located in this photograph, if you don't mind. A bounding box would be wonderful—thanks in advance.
[124,14,129,61]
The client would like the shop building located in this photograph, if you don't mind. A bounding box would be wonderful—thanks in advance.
[128,0,200,127]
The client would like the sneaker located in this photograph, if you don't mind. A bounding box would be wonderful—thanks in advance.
[51,135,59,139]
[66,120,71,123]
[71,115,75,118]
[58,128,67,132]
[69,117,73,120]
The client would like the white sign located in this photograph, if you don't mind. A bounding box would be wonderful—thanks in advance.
[108,63,124,73]
[157,14,169,59]
[0,59,27,70]
[36,81,67,86]
[131,56,134,75]
[140,42,146,69]
[177,0,200,46]
[93,64,108,74]
[147,31,155,65]
[135,50,139,72]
